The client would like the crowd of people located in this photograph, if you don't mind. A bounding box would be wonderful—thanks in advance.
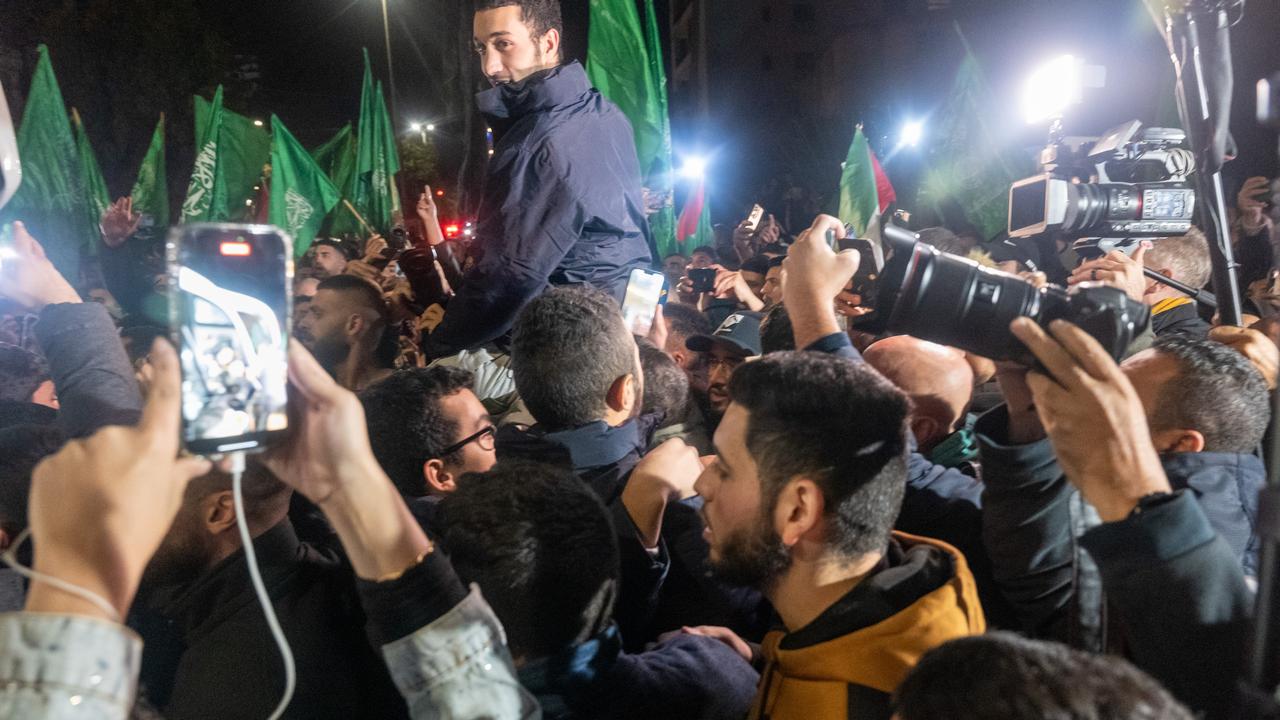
[1,1,1280,719]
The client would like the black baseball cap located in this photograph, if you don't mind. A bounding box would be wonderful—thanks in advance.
[686,312,763,357]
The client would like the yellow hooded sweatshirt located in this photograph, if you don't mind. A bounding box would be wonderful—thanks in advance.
[749,532,985,720]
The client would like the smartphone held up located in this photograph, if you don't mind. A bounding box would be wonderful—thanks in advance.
[168,223,292,454]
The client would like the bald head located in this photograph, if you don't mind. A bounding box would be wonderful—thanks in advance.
[863,336,974,452]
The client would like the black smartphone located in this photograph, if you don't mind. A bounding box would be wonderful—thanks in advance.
[689,268,717,294]
[838,236,880,310]
[168,223,292,454]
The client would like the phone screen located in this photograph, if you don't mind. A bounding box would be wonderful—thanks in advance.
[622,268,666,336]
[169,224,292,454]
[746,204,765,233]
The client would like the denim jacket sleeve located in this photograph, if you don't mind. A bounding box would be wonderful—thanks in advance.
[0,613,141,719]
[378,587,540,720]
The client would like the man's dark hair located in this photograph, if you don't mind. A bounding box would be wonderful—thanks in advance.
[638,339,688,427]
[473,0,563,39]
[760,243,788,256]
[1148,335,1270,452]
[729,352,909,558]
[663,252,687,262]
[0,343,50,403]
[316,274,397,368]
[740,254,771,276]
[511,287,635,430]
[690,246,718,262]
[441,461,617,659]
[0,425,66,538]
[894,632,1193,720]
[767,255,786,269]
[118,325,167,366]
[359,367,477,497]
[759,304,795,355]
[661,302,712,344]
[184,460,292,528]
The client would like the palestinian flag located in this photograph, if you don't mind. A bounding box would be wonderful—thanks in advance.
[676,179,712,247]
[838,124,896,268]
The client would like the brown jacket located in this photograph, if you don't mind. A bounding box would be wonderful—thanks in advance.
[749,532,986,720]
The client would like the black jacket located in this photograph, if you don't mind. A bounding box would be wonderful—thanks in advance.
[975,405,1266,649]
[1151,300,1211,338]
[519,624,759,720]
[424,62,652,359]
[132,520,408,720]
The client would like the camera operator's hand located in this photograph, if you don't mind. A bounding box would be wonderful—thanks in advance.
[783,214,860,348]
[0,221,82,311]
[712,265,765,311]
[1011,318,1171,522]
[264,344,430,580]
[99,197,142,249]
[25,339,211,621]
[1068,243,1150,304]
[1210,325,1279,390]
[1237,176,1270,232]
[362,234,389,264]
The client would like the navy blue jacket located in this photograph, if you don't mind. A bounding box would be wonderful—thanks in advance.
[974,404,1266,650]
[424,62,653,359]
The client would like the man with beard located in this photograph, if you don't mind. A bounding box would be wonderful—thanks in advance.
[422,0,652,359]
[685,312,762,428]
[692,350,985,719]
[293,275,395,391]
[131,462,408,719]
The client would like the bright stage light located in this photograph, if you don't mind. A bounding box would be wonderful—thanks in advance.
[678,155,708,180]
[901,120,925,147]
[1022,55,1085,124]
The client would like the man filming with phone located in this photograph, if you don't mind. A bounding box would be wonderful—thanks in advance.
[422,0,652,360]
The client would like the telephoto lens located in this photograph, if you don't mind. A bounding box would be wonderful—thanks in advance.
[867,226,1150,364]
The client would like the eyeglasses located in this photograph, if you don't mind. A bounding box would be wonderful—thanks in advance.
[438,425,497,457]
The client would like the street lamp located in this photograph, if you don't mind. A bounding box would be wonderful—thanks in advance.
[379,0,399,125]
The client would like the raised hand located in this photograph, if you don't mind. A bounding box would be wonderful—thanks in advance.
[100,197,142,248]
[1237,176,1270,230]
[25,339,211,620]
[0,221,81,311]
[1068,243,1150,303]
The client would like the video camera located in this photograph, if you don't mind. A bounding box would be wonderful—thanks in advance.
[1008,120,1197,258]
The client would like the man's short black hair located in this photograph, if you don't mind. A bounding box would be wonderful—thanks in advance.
[767,255,786,269]
[0,343,50,403]
[663,252,687,262]
[894,632,1193,720]
[661,302,712,344]
[441,461,617,660]
[690,246,717,262]
[729,352,909,558]
[359,367,477,497]
[638,339,688,427]
[316,274,398,368]
[511,287,635,430]
[1149,335,1271,452]
[740,254,771,276]
[759,304,794,355]
[473,0,563,38]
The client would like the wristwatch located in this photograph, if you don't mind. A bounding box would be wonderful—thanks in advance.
[1128,491,1176,518]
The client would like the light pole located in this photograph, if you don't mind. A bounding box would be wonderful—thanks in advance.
[379,0,399,124]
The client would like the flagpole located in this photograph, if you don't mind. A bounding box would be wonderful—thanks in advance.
[342,198,377,235]
[379,0,399,125]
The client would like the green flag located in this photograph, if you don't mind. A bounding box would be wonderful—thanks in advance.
[269,115,340,258]
[587,0,676,258]
[352,50,402,235]
[312,123,361,237]
[917,32,1033,241]
[182,85,271,223]
[0,45,93,277]
[70,108,110,242]
[838,126,878,237]
[131,115,169,233]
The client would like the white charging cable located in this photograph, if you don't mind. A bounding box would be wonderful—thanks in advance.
[2,528,121,622]
[228,451,296,720]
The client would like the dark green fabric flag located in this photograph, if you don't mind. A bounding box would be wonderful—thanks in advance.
[352,50,402,235]
[182,85,271,222]
[0,45,93,278]
[587,0,676,258]
[312,123,361,237]
[917,32,1033,241]
[269,115,340,258]
[131,115,169,233]
[71,108,110,246]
